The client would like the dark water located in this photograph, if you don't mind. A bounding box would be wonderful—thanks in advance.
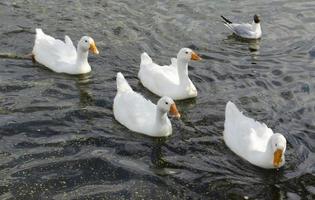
[0,0,315,199]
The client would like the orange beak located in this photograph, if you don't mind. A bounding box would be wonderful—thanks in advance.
[89,41,99,54]
[273,149,283,168]
[169,103,181,119]
[191,51,202,61]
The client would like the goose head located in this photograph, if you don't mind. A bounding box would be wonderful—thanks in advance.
[78,36,99,54]
[253,14,261,24]
[270,133,286,168]
[157,97,180,119]
[177,48,201,62]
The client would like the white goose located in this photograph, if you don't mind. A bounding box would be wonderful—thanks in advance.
[113,72,180,137]
[32,28,99,74]
[138,48,201,100]
[224,101,286,169]
[221,15,262,39]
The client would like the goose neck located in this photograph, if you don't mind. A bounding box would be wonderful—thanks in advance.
[76,48,89,64]
[176,59,189,81]
[155,108,168,125]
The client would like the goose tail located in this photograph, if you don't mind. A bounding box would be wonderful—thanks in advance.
[225,101,243,121]
[35,28,44,35]
[116,72,133,93]
[35,28,46,40]
[140,52,153,67]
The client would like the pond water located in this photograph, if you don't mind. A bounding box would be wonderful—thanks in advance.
[0,0,315,199]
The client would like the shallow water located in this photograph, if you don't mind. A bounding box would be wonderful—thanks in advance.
[0,0,315,199]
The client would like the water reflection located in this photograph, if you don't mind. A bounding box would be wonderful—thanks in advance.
[248,39,261,63]
[76,73,93,108]
[270,184,284,200]
[151,137,168,168]
[248,39,261,52]
[226,34,261,48]
[150,137,181,176]
[225,35,261,62]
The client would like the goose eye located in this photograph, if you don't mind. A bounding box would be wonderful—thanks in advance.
[275,144,278,147]
[85,40,88,43]
[185,52,188,54]
[165,102,169,105]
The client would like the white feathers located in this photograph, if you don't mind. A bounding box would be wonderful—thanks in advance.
[116,72,133,93]
[138,48,199,100]
[32,28,97,74]
[140,52,153,65]
[221,15,262,39]
[113,72,174,137]
[224,101,286,168]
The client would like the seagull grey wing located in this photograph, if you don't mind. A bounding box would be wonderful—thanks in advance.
[231,24,255,38]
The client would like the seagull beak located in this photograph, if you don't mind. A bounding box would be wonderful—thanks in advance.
[169,103,181,119]
[191,51,202,61]
[273,149,283,168]
[89,41,99,54]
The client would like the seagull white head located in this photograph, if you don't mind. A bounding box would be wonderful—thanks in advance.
[157,96,180,119]
[177,48,202,62]
[78,36,99,54]
[270,133,286,168]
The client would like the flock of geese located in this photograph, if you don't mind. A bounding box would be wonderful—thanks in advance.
[30,15,286,169]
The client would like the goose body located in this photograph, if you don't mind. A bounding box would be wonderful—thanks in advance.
[138,48,201,100]
[221,15,262,39]
[32,29,99,74]
[224,101,286,169]
[113,72,180,137]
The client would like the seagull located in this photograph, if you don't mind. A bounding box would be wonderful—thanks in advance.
[221,15,262,39]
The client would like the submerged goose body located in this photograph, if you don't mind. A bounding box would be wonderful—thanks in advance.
[138,48,201,100]
[221,15,262,39]
[32,28,99,74]
[224,101,286,169]
[113,72,180,137]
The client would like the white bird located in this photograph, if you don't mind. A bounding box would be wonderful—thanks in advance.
[221,15,262,39]
[113,72,180,137]
[138,48,201,100]
[224,101,286,169]
[32,28,99,74]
